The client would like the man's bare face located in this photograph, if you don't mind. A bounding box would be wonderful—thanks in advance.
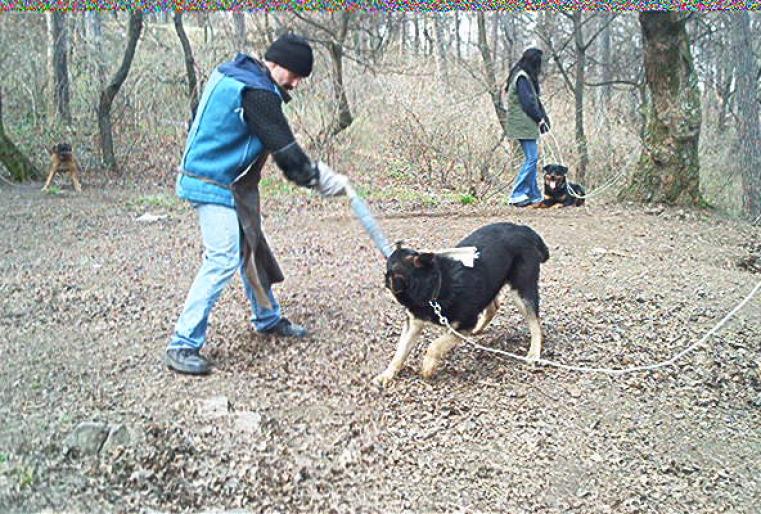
[270,64,303,91]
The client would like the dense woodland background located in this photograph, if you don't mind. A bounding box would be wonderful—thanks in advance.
[0,11,759,219]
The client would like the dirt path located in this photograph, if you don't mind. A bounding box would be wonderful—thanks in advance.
[1,185,759,513]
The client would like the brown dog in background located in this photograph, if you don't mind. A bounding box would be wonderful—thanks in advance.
[43,143,82,192]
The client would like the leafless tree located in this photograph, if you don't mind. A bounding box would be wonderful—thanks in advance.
[232,12,246,51]
[729,12,761,219]
[624,12,702,205]
[293,12,355,137]
[433,13,449,91]
[46,12,71,125]
[97,12,143,173]
[540,12,617,183]
[174,12,199,122]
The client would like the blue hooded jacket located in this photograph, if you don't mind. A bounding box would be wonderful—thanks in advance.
[176,54,282,207]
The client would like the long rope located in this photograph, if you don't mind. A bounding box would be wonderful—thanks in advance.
[431,280,761,376]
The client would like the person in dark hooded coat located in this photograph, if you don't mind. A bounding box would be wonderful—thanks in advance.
[166,33,348,375]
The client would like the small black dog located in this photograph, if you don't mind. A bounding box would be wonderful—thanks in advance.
[539,164,585,208]
[374,222,549,385]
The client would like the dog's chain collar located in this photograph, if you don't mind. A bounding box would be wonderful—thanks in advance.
[429,300,449,326]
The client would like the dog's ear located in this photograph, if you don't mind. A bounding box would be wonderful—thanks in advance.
[413,252,435,268]
[543,164,552,173]
[558,166,569,176]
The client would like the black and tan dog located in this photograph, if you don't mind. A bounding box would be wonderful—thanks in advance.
[537,164,584,208]
[374,222,549,385]
[43,143,82,192]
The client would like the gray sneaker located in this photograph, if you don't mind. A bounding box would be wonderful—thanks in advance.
[165,348,211,375]
[259,317,308,338]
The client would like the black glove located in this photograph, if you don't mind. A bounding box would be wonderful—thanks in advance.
[539,118,551,134]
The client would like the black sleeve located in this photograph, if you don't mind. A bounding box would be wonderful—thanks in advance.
[516,77,544,123]
[242,89,316,187]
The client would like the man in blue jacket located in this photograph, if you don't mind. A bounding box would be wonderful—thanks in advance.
[166,33,347,375]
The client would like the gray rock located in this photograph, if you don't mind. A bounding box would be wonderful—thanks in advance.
[234,411,262,434]
[100,424,131,453]
[64,422,110,455]
[199,396,230,418]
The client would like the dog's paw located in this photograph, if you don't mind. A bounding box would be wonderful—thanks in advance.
[420,357,440,379]
[525,350,541,363]
[372,369,397,387]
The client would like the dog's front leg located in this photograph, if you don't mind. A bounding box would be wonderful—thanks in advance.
[373,312,424,386]
[70,160,82,192]
[42,163,57,191]
[421,331,461,379]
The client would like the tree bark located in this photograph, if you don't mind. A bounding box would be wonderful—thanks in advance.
[454,11,461,60]
[433,13,449,91]
[600,14,613,110]
[572,12,589,183]
[232,12,246,50]
[476,12,508,134]
[327,13,353,137]
[729,12,761,219]
[624,13,702,205]
[97,11,143,173]
[0,88,41,182]
[174,12,199,122]
[46,12,71,125]
[413,14,419,55]
[88,11,108,86]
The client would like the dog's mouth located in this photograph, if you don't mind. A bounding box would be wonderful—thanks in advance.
[546,176,565,190]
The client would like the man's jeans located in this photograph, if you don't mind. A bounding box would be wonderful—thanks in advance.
[509,139,542,205]
[168,203,281,351]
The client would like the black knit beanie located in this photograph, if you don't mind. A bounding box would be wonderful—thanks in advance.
[264,33,314,78]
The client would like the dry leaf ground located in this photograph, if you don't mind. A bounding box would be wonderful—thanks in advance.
[1,183,759,513]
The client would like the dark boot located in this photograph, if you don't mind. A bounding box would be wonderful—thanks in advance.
[259,317,308,338]
[165,348,211,375]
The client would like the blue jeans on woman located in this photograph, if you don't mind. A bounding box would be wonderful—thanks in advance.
[168,203,281,352]
[509,139,542,206]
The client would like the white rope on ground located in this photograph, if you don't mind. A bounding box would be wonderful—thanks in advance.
[432,280,761,376]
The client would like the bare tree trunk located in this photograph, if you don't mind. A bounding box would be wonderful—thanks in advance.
[624,13,702,205]
[423,16,433,57]
[730,12,761,219]
[413,13,419,55]
[46,12,71,125]
[572,13,589,183]
[454,11,461,59]
[174,12,199,123]
[327,14,353,137]
[476,12,508,134]
[98,12,143,173]
[399,12,406,56]
[433,13,449,91]
[88,11,108,86]
[232,12,246,51]
[490,12,499,63]
[500,15,515,74]
[0,88,41,182]
[600,14,613,110]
